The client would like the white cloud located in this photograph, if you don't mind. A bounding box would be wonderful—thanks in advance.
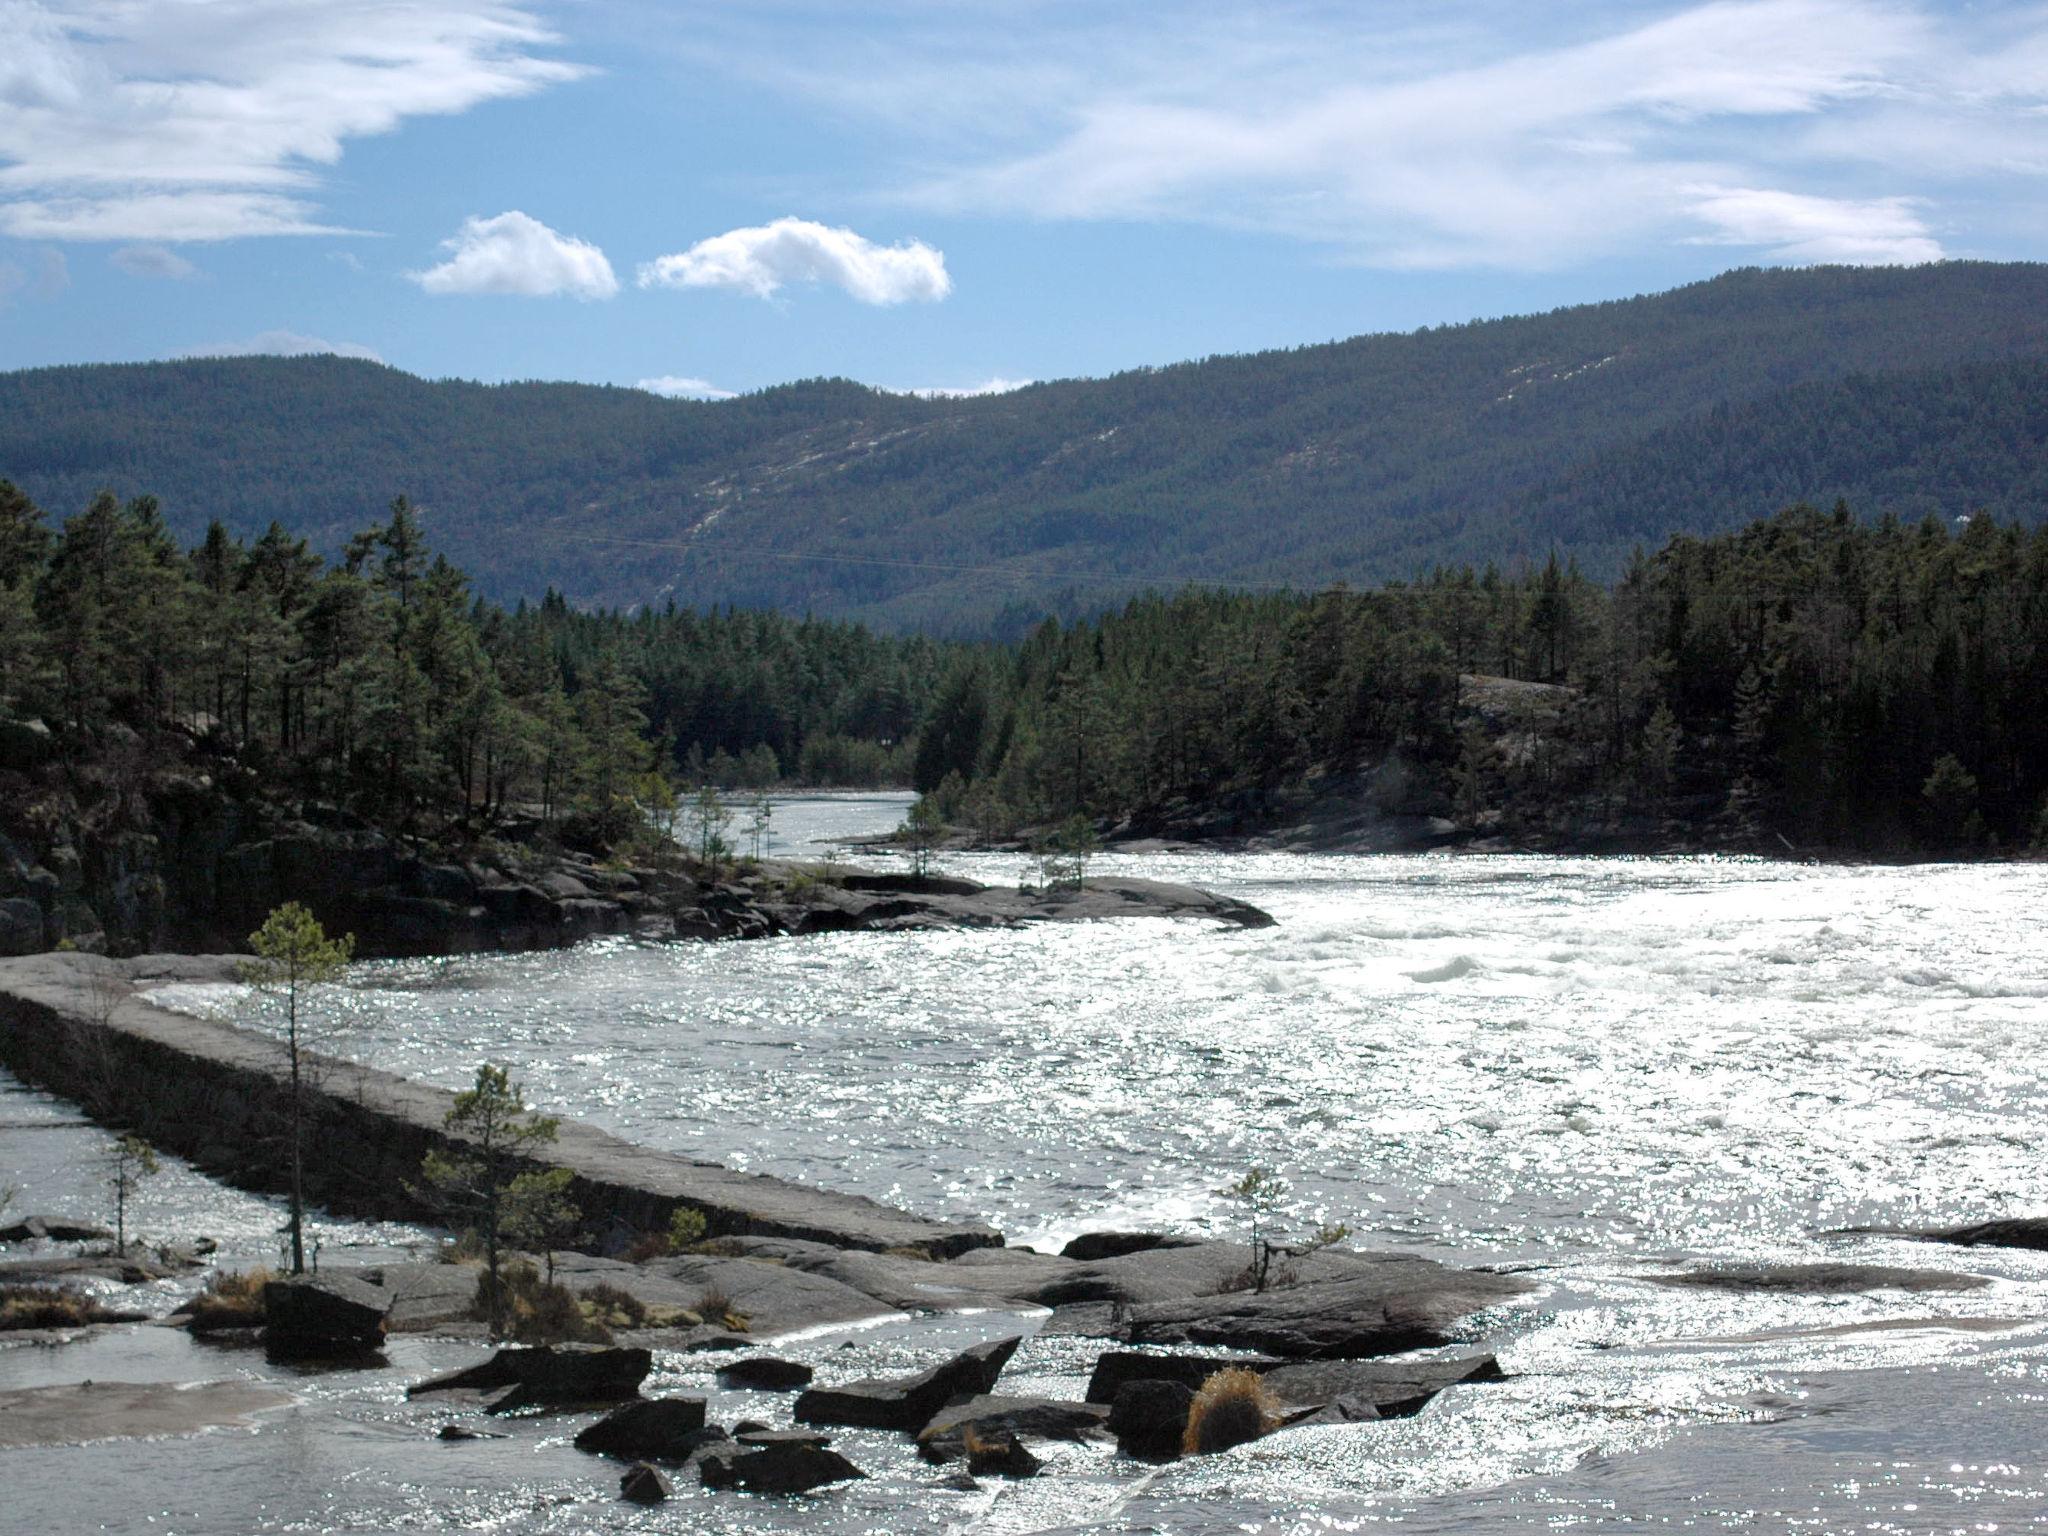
[638,217,951,304]
[636,374,737,400]
[110,242,196,278]
[413,211,618,299]
[678,0,2048,269]
[182,329,382,362]
[0,2,582,242]
[894,377,1034,398]
[1683,185,1942,263]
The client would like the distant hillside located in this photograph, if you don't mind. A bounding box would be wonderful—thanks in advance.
[5,262,2048,630]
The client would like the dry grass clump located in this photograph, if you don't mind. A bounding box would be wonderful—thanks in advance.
[0,1284,122,1331]
[695,1285,749,1333]
[1182,1367,1279,1456]
[578,1281,699,1332]
[184,1266,272,1332]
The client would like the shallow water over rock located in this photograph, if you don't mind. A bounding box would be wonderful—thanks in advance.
[7,796,2048,1531]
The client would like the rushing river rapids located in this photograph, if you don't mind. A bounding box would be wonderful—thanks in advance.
[6,792,2048,1532]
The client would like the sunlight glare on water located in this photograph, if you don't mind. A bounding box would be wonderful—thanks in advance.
[21,797,2048,1533]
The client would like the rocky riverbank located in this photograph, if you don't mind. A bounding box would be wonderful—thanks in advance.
[0,767,1270,960]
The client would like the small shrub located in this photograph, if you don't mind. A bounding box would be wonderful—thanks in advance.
[1183,1368,1278,1457]
[476,1261,613,1345]
[667,1207,708,1250]
[0,1285,122,1331]
[185,1266,272,1332]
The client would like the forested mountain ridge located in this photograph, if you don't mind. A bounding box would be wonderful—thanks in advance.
[5,262,2048,631]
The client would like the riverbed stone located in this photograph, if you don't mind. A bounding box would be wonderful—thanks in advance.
[917,1395,1110,1462]
[717,1355,814,1391]
[1061,1231,1200,1262]
[572,1397,711,1460]
[794,1335,1022,1430]
[407,1343,652,1406]
[1107,1379,1194,1461]
[1122,1259,1531,1358]
[0,1216,114,1244]
[697,1438,867,1494]
[262,1272,391,1355]
[619,1462,672,1504]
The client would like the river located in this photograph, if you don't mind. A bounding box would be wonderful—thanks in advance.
[5,791,2048,1532]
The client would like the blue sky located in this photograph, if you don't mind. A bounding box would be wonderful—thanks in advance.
[2,0,2045,396]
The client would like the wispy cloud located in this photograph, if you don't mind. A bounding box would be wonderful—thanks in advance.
[110,243,196,279]
[0,245,68,303]
[676,0,2048,269]
[1682,185,1941,264]
[636,374,737,399]
[413,211,618,299]
[893,376,1034,398]
[0,1,583,242]
[182,329,382,361]
[638,217,951,303]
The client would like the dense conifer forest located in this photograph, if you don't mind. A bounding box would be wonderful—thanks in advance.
[0,476,2039,863]
[907,506,2048,856]
[0,481,953,843]
[5,263,2047,631]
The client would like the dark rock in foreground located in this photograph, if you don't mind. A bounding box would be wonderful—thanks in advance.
[917,1394,1111,1462]
[1107,1379,1194,1461]
[717,1355,815,1391]
[697,1438,867,1494]
[408,1344,652,1407]
[263,1272,390,1356]
[572,1397,711,1460]
[619,1463,672,1504]
[1844,1217,2048,1252]
[1123,1260,1531,1358]
[965,1429,1042,1479]
[1084,1349,1504,1418]
[1648,1263,1988,1294]
[795,1336,1021,1430]
[1060,1231,1199,1262]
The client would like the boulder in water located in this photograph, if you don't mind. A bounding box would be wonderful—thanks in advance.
[696,1438,867,1494]
[716,1355,813,1391]
[619,1462,672,1504]
[794,1335,1020,1430]
[572,1397,711,1460]
[407,1344,651,1406]
[262,1272,390,1356]
[1107,1379,1193,1462]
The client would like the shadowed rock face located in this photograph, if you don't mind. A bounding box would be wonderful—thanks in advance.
[1107,1380,1193,1462]
[263,1272,391,1356]
[1647,1263,1989,1294]
[795,1336,1022,1430]
[1122,1260,1533,1358]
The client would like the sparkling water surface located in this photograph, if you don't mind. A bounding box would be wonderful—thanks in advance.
[6,793,2048,1533]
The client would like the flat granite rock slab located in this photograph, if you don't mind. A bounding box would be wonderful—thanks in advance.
[1124,1260,1534,1358]
[638,1253,905,1336]
[0,1379,293,1448]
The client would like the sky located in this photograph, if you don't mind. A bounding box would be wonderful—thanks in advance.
[1,0,2045,397]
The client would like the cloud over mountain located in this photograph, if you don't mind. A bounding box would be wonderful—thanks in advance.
[638,217,951,304]
[413,211,618,299]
